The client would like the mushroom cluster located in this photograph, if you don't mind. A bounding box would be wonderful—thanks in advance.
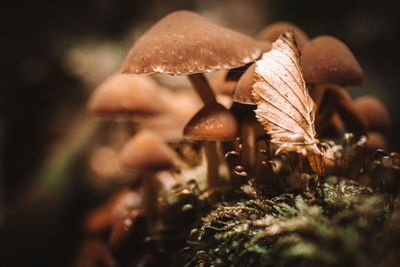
[75,10,393,266]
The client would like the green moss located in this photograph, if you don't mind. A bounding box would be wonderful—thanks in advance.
[175,178,400,267]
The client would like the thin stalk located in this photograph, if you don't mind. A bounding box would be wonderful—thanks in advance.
[188,73,217,105]
[205,141,219,190]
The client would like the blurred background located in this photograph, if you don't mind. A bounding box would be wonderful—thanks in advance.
[0,0,399,266]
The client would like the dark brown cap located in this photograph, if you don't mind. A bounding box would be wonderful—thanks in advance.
[84,188,141,234]
[184,103,238,141]
[257,21,309,50]
[120,131,174,171]
[300,35,363,85]
[88,73,165,117]
[366,131,388,152]
[354,95,391,132]
[121,10,265,75]
[232,63,256,105]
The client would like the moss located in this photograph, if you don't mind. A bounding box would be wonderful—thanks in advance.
[174,178,400,267]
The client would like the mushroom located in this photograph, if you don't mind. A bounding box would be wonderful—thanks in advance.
[87,73,166,121]
[318,85,367,136]
[120,10,266,107]
[231,63,265,171]
[354,95,391,133]
[257,21,309,50]
[84,188,142,235]
[119,131,175,215]
[317,112,345,138]
[300,36,366,136]
[300,35,363,105]
[366,131,388,152]
[109,209,146,263]
[184,103,238,190]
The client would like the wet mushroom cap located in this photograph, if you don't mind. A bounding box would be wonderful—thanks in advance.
[120,131,174,171]
[354,95,391,132]
[88,73,165,116]
[121,10,265,75]
[232,63,257,105]
[257,21,309,50]
[184,103,239,141]
[300,35,363,85]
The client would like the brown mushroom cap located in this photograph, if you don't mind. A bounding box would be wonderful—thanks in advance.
[232,63,257,105]
[88,73,165,116]
[366,131,388,152]
[120,131,174,171]
[354,95,391,132]
[121,10,265,75]
[184,103,238,141]
[300,35,363,85]
[257,21,309,50]
[85,188,141,234]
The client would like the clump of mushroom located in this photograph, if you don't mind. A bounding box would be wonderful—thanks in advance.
[75,10,395,267]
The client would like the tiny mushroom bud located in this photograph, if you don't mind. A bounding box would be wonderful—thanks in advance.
[184,103,239,191]
[354,95,391,133]
[257,21,309,50]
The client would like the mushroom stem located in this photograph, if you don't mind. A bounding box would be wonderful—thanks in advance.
[205,141,220,190]
[309,84,326,106]
[188,73,217,105]
[323,85,367,136]
[141,172,161,219]
[240,122,256,172]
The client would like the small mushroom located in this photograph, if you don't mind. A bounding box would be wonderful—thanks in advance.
[87,73,166,121]
[231,63,265,171]
[301,35,363,86]
[119,131,175,216]
[300,35,363,106]
[318,85,367,136]
[257,21,309,50]
[184,103,238,190]
[354,95,391,133]
[366,131,388,152]
[84,188,142,235]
